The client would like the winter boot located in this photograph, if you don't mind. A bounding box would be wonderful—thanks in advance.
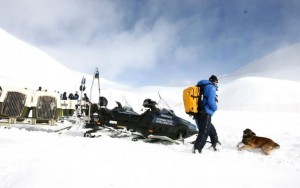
[192,147,201,154]
[211,141,221,151]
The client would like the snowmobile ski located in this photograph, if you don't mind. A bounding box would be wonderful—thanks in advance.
[148,135,181,144]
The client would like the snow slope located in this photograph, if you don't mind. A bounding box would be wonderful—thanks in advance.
[218,77,300,112]
[229,43,300,81]
[0,28,129,93]
[216,42,300,112]
[1,28,300,188]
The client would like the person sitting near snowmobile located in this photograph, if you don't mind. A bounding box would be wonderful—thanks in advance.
[143,98,159,112]
[193,75,220,154]
[83,93,89,103]
[61,92,68,100]
[68,93,74,100]
[73,91,79,100]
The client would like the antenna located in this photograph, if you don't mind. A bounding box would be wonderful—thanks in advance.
[158,91,172,110]
[122,96,131,107]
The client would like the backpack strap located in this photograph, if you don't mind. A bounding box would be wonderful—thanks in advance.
[198,82,212,98]
[195,83,212,115]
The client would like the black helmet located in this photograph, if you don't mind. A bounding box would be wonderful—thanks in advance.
[209,75,218,83]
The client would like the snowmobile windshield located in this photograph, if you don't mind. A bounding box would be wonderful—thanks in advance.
[160,108,175,116]
[156,95,175,115]
[121,106,139,115]
[123,106,137,113]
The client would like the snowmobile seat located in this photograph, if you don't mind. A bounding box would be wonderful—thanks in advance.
[117,106,139,115]
[112,107,141,123]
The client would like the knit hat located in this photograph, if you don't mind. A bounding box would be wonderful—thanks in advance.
[209,75,218,83]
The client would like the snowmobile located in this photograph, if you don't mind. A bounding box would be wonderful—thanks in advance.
[75,67,197,143]
[83,97,198,143]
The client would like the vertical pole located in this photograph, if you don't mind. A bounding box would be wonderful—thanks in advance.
[98,74,101,105]
[88,67,99,122]
[89,76,95,121]
[79,77,85,115]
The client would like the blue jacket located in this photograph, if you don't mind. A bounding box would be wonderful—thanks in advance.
[196,80,218,116]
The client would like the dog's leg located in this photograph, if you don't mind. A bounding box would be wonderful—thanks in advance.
[237,141,243,148]
[238,145,253,151]
[261,144,274,155]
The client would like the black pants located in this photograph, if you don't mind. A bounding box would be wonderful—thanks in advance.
[194,113,218,152]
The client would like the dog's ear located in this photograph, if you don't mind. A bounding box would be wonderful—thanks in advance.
[247,129,256,136]
[244,128,251,133]
[243,128,256,137]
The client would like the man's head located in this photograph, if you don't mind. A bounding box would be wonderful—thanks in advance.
[209,75,218,85]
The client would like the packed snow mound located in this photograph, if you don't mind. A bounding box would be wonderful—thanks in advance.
[232,43,300,81]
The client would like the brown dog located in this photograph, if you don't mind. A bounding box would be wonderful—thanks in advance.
[237,128,280,155]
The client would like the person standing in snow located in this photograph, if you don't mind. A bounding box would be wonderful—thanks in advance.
[193,75,220,154]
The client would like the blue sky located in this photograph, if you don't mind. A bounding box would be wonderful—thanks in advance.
[0,0,300,87]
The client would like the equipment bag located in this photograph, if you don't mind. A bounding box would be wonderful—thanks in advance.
[183,83,211,116]
[183,86,200,116]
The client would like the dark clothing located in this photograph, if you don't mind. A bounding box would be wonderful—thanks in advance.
[68,93,74,100]
[209,123,219,146]
[196,80,217,115]
[83,95,89,102]
[194,114,215,151]
[194,79,219,153]
[62,92,68,100]
[74,93,79,100]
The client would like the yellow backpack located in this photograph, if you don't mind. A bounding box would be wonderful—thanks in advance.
[183,86,200,116]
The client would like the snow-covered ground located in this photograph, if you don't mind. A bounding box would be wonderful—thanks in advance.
[1,28,300,188]
[1,111,300,188]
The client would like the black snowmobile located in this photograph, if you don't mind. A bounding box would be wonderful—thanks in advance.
[84,97,198,143]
